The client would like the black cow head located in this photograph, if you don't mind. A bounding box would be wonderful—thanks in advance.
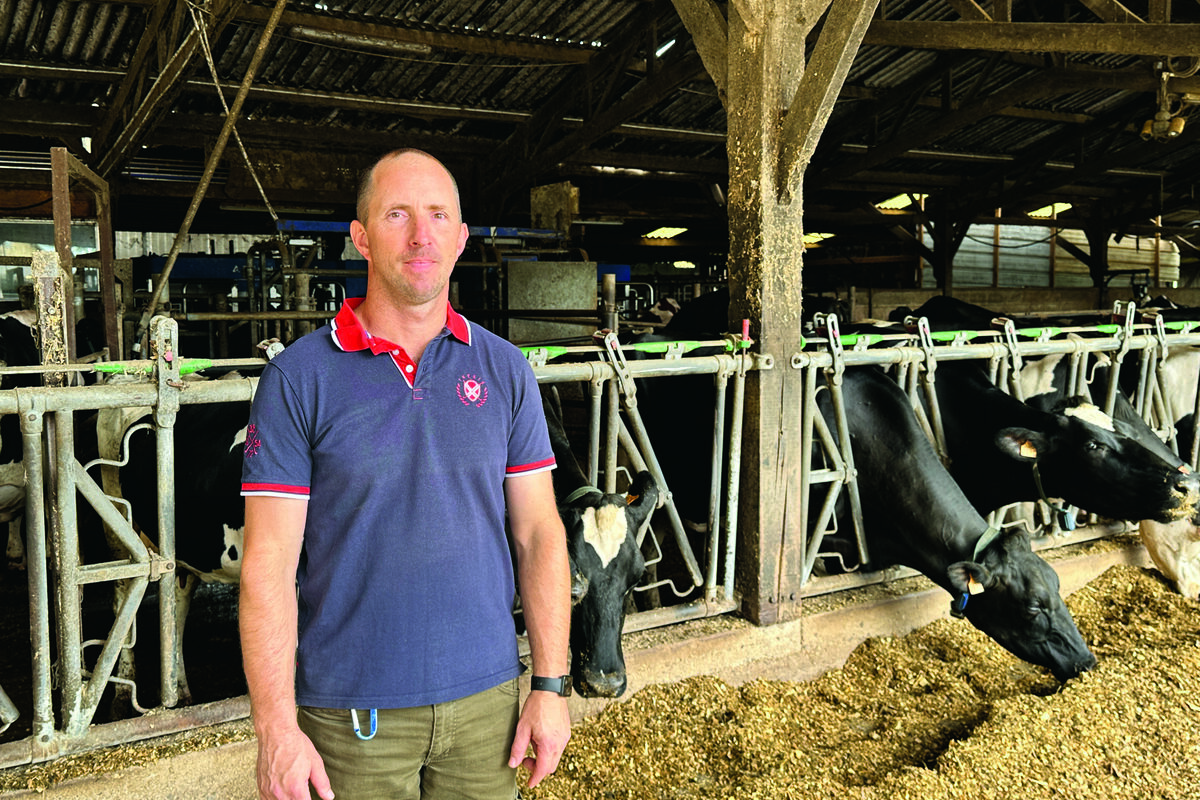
[995,398,1200,524]
[947,529,1095,682]
[563,470,659,698]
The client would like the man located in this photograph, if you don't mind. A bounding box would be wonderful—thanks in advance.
[240,148,572,800]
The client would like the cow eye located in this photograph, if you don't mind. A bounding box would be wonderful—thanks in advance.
[1085,441,1104,452]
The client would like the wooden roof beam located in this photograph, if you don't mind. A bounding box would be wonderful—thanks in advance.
[863,22,1200,56]
[671,0,729,106]
[1076,0,1144,24]
[778,0,880,202]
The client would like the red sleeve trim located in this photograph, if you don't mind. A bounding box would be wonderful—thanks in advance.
[241,482,310,496]
[506,456,556,475]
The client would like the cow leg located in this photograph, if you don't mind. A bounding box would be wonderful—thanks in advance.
[5,519,23,571]
[173,571,198,705]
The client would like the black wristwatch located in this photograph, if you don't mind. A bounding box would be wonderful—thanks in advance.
[530,675,573,697]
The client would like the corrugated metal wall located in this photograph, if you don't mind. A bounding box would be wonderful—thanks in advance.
[922,225,1180,288]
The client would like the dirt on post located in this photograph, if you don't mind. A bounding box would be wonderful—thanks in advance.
[523,565,1200,800]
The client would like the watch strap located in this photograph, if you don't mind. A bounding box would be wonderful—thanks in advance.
[530,675,572,697]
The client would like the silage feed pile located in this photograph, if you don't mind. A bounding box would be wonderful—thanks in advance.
[525,565,1200,800]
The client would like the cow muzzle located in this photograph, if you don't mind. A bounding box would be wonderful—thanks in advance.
[577,667,627,699]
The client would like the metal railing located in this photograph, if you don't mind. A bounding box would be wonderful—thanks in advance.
[3,298,1198,766]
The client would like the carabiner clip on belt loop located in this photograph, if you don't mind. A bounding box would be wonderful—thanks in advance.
[351,708,378,740]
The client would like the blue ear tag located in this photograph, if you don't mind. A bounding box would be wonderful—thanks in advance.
[950,592,969,619]
[1055,505,1077,531]
[351,708,378,741]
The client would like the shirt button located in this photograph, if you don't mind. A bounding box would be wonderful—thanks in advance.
[405,365,414,373]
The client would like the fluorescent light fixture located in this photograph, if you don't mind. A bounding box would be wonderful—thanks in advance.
[644,226,687,239]
[875,192,927,211]
[1028,202,1072,218]
[655,39,676,58]
[803,232,836,245]
[673,260,696,269]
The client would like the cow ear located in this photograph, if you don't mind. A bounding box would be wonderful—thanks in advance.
[626,471,660,510]
[947,560,991,595]
[995,427,1046,462]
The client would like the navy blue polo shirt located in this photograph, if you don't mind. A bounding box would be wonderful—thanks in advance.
[241,298,554,709]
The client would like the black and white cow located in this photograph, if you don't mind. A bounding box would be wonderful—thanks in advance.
[929,359,1200,525]
[1018,350,1200,599]
[542,390,659,698]
[823,366,1096,681]
[904,295,1200,598]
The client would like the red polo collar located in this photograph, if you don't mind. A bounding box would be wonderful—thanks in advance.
[330,297,471,354]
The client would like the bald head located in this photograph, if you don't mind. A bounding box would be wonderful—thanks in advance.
[356,148,462,224]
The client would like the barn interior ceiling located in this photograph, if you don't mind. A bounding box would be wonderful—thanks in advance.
[3,0,1200,283]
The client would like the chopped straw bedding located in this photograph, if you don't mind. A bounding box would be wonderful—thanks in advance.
[3,564,1196,797]
[524,565,1200,800]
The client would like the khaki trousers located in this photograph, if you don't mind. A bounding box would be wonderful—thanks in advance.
[298,679,520,800]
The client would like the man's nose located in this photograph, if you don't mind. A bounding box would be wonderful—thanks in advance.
[409,215,434,246]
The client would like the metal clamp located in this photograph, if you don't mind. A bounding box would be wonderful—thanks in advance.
[600,331,639,407]
[817,313,846,386]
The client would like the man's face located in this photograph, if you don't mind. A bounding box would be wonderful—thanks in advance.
[350,153,470,308]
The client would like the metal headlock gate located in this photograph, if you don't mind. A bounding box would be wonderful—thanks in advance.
[4,300,1200,766]
[524,332,766,630]
[0,317,262,768]
[791,301,1200,597]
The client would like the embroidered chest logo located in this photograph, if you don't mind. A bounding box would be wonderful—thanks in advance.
[243,423,263,458]
[456,374,488,407]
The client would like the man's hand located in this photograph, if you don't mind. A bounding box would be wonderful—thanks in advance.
[508,689,572,788]
[257,726,335,800]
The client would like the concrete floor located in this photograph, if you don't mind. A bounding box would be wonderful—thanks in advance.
[0,541,1150,800]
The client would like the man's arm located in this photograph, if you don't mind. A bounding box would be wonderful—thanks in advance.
[504,470,572,788]
[239,495,333,800]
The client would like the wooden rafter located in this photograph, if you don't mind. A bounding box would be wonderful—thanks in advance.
[1075,0,1144,24]
[863,22,1200,56]
[95,0,239,178]
[671,0,729,106]
[777,0,880,201]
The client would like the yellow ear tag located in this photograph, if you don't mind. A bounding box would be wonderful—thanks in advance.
[967,575,985,595]
[1019,441,1038,459]
[626,493,639,505]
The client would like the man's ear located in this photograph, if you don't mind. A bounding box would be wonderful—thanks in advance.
[350,219,370,260]
[455,221,469,259]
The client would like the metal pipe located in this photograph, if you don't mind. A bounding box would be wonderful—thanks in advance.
[723,353,747,601]
[620,407,703,586]
[51,410,84,736]
[601,274,617,332]
[604,374,620,494]
[174,310,336,322]
[156,418,179,710]
[19,399,54,750]
[587,376,603,488]
[703,367,728,600]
